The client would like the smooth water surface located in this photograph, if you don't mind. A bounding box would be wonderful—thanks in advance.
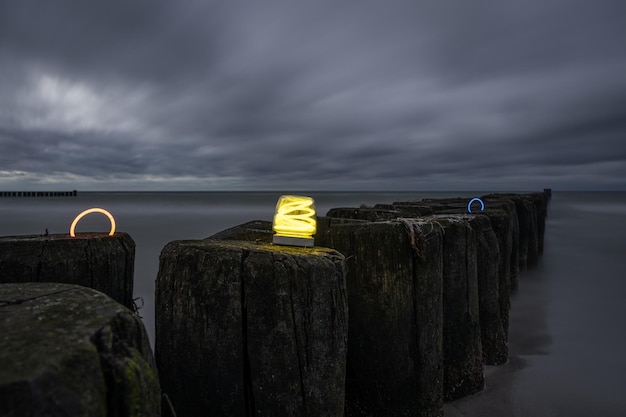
[445,191,626,416]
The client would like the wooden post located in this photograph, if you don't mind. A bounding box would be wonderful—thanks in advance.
[155,239,348,417]
[0,282,160,417]
[527,192,549,256]
[482,194,540,270]
[0,233,135,309]
[465,215,507,365]
[397,199,517,348]
[472,206,515,341]
[396,197,520,292]
[543,188,552,200]
[427,216,484,401]
[316,219,445,417]
[479,199,520,291]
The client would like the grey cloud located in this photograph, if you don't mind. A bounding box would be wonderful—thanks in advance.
[0,0,625,190]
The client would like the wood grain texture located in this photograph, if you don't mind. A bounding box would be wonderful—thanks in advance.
[0,233,135,309]
[155,239,347,417]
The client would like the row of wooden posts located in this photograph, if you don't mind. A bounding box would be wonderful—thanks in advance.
[0,190,78,197]
[0,191,550,417]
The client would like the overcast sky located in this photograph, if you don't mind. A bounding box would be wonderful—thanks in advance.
[1,0,625,191]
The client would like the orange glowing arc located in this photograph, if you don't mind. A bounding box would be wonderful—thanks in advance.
[69,208,116,237]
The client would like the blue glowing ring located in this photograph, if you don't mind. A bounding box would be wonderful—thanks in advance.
[467,198,485,213]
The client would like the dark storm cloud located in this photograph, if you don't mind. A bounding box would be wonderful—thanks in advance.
[1,0,625,190]
[0,1,216,82]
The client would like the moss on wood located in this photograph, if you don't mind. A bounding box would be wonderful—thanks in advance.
[0,282,159,417]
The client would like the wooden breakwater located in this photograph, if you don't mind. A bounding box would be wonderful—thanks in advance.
[189,190,550,417]
[0,190,550,416]
[0,190,77,197]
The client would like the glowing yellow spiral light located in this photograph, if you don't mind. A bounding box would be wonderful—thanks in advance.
[69,208,116,237]
[272,195,316,247]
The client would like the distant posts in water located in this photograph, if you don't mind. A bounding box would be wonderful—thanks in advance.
[0,190,77,197]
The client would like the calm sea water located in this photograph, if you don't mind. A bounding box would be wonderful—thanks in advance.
[2,191,625,415]
[445,191,626,416]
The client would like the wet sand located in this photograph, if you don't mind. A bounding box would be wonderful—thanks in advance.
[444,193,626,417]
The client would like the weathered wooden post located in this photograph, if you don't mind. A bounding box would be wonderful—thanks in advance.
[471,205,515,341]
[543,188,552,200]
[427,215,484,401]
[404,200,515,357]
[482,194,539,270]
[316,219,445,417]
[155,239,348,417]
[465,215,506,365]
[409,197,520,292]
[0,233,135,309]
[0,282,160,417]
[371,199,512,366]
[469,198,520,290]
[322,206,486,404]
[527,192,549,256]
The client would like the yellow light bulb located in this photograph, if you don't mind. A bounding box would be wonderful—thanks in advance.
[69,208,116,237]
[272,195,316,247]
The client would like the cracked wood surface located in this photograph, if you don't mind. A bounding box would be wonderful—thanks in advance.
[316,220,445,417]
[155,239,347,417]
